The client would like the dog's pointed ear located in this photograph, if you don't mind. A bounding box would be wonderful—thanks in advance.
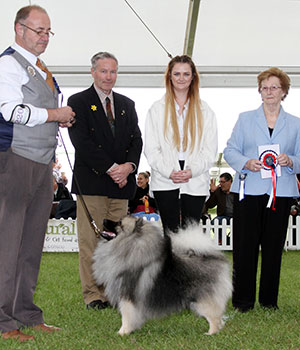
[135,217,144,232]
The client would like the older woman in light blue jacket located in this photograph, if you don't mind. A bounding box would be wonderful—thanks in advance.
[224,67,300,312]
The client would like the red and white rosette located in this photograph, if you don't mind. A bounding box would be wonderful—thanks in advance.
[259,150,278,210]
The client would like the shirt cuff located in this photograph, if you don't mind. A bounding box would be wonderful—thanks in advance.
[106,163,119,173]
[127,162,137,173]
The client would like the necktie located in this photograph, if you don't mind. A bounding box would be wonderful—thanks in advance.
[105,97,115,136]
[36,58,55,92]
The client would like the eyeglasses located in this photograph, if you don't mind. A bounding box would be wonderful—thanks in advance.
[260,85,281,93]
[19,23,54,37]
[219,180,229,184]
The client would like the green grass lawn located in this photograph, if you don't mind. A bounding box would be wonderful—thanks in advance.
[1,251,300,350]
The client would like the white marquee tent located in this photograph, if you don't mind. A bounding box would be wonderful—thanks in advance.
[2,0,300,87]
[1,0,300,178]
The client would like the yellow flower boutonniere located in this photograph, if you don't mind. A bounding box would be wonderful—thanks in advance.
[91,105,97,111]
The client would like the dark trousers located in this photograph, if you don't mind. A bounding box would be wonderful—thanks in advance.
[0,150,53,332]
[153,189,206,234]
[232,193,292,311]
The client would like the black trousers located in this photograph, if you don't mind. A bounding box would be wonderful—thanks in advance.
[153,189,206,234]
[232,193,292,311]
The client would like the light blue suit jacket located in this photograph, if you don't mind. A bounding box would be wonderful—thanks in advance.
[224,104,300,197]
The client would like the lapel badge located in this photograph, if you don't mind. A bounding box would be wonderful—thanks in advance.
[91,105,97,111]
[27,65,36,77]
[121,110,126,116]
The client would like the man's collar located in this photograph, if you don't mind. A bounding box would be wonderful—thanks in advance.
[12,42,38,66]
[93,83,113,103]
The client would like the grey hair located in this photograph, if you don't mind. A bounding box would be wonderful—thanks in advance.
[91,52,118,71]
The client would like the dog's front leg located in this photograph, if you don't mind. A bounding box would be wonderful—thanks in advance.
[118,299,145,335]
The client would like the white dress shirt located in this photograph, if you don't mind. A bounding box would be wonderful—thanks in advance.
[0,42,48,127]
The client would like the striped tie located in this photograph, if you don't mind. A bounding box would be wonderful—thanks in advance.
[105,97,115,136]
[36,58,55,92]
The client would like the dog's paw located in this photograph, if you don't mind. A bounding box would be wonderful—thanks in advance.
[205,323,222,335]
[118,327,130,336]
[205,327,221,336]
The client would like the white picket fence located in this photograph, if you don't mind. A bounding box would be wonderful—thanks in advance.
[201,215,300,251]
[44,215,300,252]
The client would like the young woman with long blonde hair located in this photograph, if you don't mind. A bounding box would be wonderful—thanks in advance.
[144,55,218,233]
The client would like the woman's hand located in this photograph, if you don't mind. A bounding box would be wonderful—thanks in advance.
[140,195,149,203]
[170,169,192,183]
[277,153,293,168]
[244,159,263,172]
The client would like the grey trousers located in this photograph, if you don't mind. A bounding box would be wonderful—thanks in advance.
[0,150,53,332]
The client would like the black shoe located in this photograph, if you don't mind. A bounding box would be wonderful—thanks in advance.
[86,300,109,310]
[260,304,279,311]
[233,305,254,313]
[235,307,253,313]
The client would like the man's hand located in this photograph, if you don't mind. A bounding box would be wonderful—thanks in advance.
[108,163,133,186]
[47,106,76,128]
[210,178,218,192]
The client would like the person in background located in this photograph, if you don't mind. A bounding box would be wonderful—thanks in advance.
[0,5,75,342]
[52,157,68,186]
[129,171,157,213]
[144,55,217,234]
[68,52,142,311]
[224,67,300,312]
[50,175,76,219]
[53,175,73,202]
[204,172,233,224]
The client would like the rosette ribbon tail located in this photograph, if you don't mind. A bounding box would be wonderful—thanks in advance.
[239,173,247,201]
[266,166,277,211]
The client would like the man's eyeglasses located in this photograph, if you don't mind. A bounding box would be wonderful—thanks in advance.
[19,23,54,37]
[260,85,281,93]
[219,180,229,184]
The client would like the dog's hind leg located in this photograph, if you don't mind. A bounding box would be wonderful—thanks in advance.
[118,300,145,335]
[192,299,225,335]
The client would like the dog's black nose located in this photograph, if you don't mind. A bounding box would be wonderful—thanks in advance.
[99,219,121,240]
[103,219,119,234]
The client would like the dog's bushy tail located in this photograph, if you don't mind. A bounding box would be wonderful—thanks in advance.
[170,223,222,257]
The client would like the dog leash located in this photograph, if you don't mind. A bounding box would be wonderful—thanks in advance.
[58,129,116,241]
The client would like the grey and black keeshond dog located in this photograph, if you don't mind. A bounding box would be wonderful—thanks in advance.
[92,216,232,335]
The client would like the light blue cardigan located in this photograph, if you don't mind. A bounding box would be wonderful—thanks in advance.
[224,104,300,197]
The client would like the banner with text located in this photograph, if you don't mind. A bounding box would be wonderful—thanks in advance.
[44,218,79,252]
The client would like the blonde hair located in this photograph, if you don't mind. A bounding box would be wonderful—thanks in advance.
[164,55,203,153]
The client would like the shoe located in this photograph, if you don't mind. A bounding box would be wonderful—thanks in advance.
[234,306,254,313]
[86,299,109,310]
[2,329,34,342]
[260,304,279,311]
[32,323,61,332]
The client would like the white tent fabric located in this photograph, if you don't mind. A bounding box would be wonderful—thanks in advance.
[2,0,300,178]
[1,0,300,86]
